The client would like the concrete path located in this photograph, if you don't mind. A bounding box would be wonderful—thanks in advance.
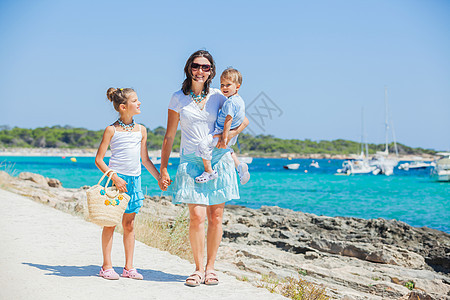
[0,189,284,300]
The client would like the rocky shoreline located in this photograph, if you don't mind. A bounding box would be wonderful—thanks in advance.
[0,171,448,299]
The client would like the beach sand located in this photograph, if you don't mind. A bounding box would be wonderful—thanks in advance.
[0,188,283,300]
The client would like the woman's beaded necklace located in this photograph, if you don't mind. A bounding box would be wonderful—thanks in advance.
[190,90,206,104]
[118,118,135,132]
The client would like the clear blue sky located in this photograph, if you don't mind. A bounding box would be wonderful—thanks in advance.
[1,0,449,150]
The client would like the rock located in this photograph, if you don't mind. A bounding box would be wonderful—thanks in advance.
[223,224,250,241]
[0,171,12,183]
[304,251,320,260]
[402,291,435,300]
[18,172,48,186]
[366,247,425,269]
[47,178,62,188]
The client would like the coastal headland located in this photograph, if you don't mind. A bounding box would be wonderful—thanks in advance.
[0,171,448,299]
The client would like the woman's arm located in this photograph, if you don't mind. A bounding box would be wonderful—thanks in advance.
[140,125,161,181]
[94,126,128,192]
[216,117,249,149]
[159,109,180,190]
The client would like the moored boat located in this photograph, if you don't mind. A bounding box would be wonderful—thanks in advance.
[432,153,450,182]
[283,163,300,170]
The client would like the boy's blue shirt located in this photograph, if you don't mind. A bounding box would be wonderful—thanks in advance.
[215,94,245,131]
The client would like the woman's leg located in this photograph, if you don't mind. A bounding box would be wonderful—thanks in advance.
[188,204,207,272]
[122,213,136,270]
[205,203,225,272]
[102,226,116,269]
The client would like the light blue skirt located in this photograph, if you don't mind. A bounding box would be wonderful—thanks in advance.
[168,148,240,205]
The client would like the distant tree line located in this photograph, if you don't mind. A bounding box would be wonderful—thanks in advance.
[0,125,436,156]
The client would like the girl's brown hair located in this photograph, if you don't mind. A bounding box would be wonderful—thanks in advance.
[106,88,135,111]
[181,50,216,95]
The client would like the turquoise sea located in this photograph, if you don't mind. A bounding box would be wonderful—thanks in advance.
[1,156,449,233]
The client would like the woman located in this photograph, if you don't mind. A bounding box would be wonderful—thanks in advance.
[159,50,249,286]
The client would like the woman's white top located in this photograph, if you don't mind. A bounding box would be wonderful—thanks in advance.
[108,125,142,176]
[168,88,227,155]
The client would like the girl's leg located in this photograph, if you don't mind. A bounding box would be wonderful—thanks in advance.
[122,213,136,270]
[202,158,214,173]
[102,226,116,269]
[205,203,225,272]
[188,204,207,272]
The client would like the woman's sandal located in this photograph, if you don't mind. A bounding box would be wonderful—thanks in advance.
[204,270,219,285]
[185,270,205,287]
[195,171,218,183]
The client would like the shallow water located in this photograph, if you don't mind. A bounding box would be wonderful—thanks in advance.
[1,156,448,233]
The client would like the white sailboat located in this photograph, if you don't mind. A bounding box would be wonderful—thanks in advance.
[337,107,376,175]
[369,87,398,176]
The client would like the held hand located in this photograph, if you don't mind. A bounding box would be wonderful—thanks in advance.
[159,170,171,191]
[112,174,128,193]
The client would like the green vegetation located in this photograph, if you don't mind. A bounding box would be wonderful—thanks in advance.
[405,280,415,290]
[0,125,436,156]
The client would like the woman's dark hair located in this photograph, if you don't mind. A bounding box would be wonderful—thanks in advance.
[181,50,216,95]
[106,88,135,112]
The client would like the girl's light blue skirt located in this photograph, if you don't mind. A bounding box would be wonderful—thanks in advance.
[168,148,240,205]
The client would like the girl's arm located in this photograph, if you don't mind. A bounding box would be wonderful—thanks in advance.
[216,117,249,149]
[159,109,179,191]
[94,126,128,192]
[140,125,160,181]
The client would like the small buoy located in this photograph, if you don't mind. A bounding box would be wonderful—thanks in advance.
[288,157,292,160]
[304,170,308,173]
[70,157,77,162]
[168,162,172,166]
[328,160,331,163]
[62,156,66,159]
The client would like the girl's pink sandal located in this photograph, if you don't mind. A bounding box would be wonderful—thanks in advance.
[99,268,120,280]
[121,268,143,280]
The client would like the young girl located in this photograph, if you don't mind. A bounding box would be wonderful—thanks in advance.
[94,87,160,280]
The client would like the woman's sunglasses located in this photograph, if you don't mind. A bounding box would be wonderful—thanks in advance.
[191,63,212,72]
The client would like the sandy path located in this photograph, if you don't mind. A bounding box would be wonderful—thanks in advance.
[0,188,284,299]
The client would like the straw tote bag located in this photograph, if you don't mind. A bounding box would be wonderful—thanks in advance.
[86,170,130,227]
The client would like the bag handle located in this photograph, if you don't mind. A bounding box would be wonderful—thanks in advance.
[104,171,120,199]
[97,169,115,186]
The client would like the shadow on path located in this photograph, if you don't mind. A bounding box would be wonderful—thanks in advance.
[23,262,186,282]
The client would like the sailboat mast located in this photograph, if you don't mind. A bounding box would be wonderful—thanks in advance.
[384,87,389,154]
[361,107,364,157]
[363,107,369,158]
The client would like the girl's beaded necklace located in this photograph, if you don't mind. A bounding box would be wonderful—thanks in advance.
[118,118,135,132]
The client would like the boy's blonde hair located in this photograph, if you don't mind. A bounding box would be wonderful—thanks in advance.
[221,67,242,85]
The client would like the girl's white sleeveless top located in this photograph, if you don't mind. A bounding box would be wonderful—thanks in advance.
[108,125,142,176]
